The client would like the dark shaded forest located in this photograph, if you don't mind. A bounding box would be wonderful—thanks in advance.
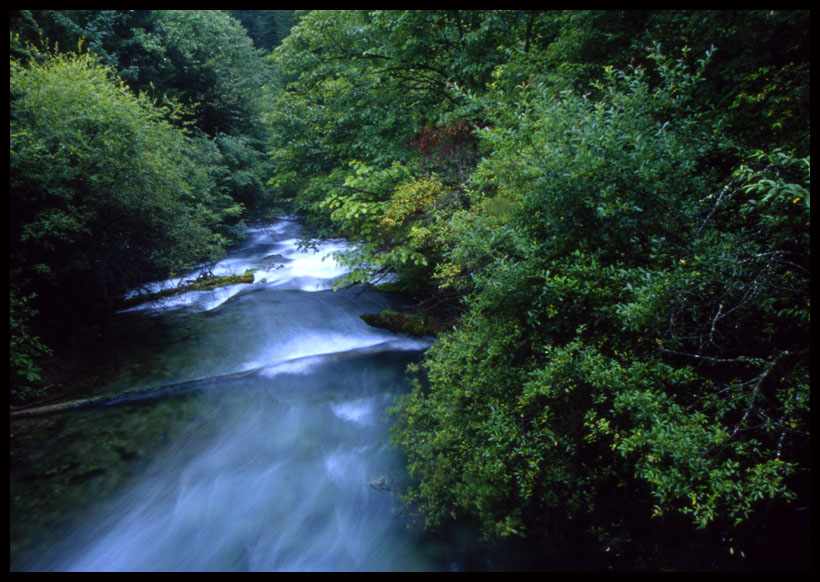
[10,10,810,571]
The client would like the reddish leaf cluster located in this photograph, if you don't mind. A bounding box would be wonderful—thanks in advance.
[410,121,478,164]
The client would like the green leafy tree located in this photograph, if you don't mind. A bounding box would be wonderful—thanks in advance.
[10,10,278,218]
[148,10,271,137]
[389,49,810,568]
[267,10,530,284]
[10,287,53,403]
[10,51,240,322]
[268,11,537,223]
[267,10,426,228]
[643,10,811,155]
[228,10,296,53]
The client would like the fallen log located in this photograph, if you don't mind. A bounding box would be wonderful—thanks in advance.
[113,270,254,310]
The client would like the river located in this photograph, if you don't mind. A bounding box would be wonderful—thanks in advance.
[11,218,510,571]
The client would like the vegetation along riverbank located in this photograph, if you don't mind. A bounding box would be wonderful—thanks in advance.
[10,11,810,571]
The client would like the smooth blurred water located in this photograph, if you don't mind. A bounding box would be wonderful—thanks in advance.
[10,218,478,572]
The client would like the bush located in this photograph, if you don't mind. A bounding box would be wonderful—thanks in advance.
[10,51,238,316]
[390,50,810,566]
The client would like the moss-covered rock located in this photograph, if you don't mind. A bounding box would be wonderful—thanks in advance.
[360,309,446,337]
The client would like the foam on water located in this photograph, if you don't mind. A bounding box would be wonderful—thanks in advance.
[330,398,376,425]
[121,222,354,312]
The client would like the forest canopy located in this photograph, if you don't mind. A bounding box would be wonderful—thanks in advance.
[9,10,810,570]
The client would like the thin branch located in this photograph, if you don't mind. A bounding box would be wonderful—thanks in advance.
[697,178,738,235]
[331,183,386,201]
[727,350,787,441]
[658,347,766,366]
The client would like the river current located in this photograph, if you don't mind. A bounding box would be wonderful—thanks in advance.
[11,218,502,571]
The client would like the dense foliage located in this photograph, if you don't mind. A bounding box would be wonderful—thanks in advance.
[9,10,810,570]
[392,58,810,568]
[265,10,810,570]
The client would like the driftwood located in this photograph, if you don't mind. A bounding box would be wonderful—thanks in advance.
[10,367,261,419]
[10,395,110,418]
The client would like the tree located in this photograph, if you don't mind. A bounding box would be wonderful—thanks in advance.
[10,10,278,218]
[10,51,241,326]
[266,10,527,263]
[228,10,296,53]
[389,49,810,569]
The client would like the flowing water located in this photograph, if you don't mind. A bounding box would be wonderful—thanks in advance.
[10,218,507,572]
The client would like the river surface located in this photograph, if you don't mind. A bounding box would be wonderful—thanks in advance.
[11,218,522,572]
